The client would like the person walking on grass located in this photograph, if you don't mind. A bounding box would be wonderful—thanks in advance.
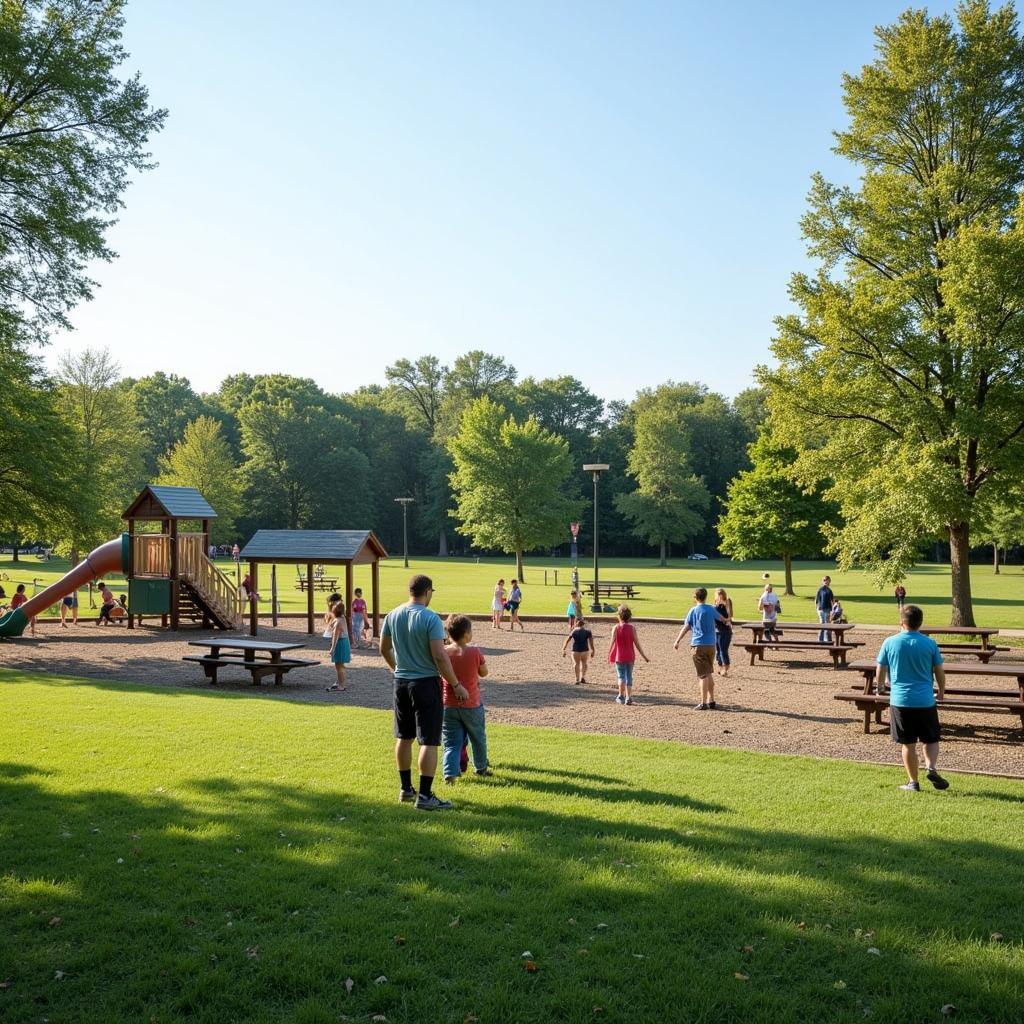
[675,587,732,710]
[380,574,469,811]
[875,604,949,792]
[491,578,506,630]
[326,601,351,691]
[758,583,780,641]
[441,614,491,783]
[608,605,649,705]
[713,588,733,677]
[895,583,907,613]
[815,575,835,644]
[507,579,524,631]
[562,615,595,684]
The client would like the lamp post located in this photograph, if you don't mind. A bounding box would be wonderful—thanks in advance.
[583,464,609,613]
[395,497,414,569]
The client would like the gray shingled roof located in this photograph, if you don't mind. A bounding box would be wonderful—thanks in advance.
[146,486,218,518]
[240,530,384,562]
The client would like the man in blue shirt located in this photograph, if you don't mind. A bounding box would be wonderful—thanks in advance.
[815,575,835,643]
[674,587,731,711]
[381,574,468,811]
[875,604,949,792]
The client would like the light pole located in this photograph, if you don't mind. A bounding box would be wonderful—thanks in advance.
[395,497,414,569]
[583,464,609,613]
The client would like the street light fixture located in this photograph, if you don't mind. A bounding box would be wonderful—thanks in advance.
[394,497,414,569]
[582,464,609,613]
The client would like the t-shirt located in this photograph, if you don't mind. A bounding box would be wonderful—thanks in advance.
[685,603,723,646]
[443,644,484,707]
[509,586,522,605]
[101,587,114,605]
[569,627,593,653]
[381,602,445,679]
[714,602,731,633]
[351,598,367,616]
[876,630,943,708]
[815,585,834,611]
[567,600,578,618]
[10,592,27,609]
[759,592,780,620]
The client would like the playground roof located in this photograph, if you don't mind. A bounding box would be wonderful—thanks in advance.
[240,530,388,565]
[124,485,218,520]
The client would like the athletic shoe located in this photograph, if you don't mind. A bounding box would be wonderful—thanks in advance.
[415,793,454,811]
[399,787,417,803]
[615,695,625,704]
[694,702,708,711]
[899,781,920,791]
[708,701,717,710]
[474,768,492,777]
[624,697,633,706]
[443,777,457,785]
[926,770,950,790]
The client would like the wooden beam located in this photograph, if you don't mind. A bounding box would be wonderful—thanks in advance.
[345,562,354,642]
[249,561,258,636]
[271,564,278,627]
[169,518,179,630]
[372,558,380,637]
[306,562,315,635]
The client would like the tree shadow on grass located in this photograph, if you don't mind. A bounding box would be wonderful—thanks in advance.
[1,764,1023,1023]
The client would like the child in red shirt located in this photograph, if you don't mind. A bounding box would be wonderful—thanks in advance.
[441,614,491,782]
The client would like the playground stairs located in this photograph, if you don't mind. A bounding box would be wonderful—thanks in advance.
[178,552,244,630]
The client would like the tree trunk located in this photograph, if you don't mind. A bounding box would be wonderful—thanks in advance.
[70,547,79,565]
[934,540,942,563]
[659,538,667,567]
[515,548,524,580]
[948,520,975,626]
[994,542,1000,575]
[783,553,795,596]
[437,529,448,557]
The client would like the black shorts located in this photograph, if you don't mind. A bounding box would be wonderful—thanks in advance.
[890,705,941,745]
[393,675,443,746]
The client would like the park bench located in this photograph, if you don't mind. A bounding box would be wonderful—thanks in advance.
[920,626,1007,662]
[582,581,641,600]
[739,621,862,669]
[933,642,1012,662]
[183,638,316,686]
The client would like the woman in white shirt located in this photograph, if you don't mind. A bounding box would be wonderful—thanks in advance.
[758,583,781,641]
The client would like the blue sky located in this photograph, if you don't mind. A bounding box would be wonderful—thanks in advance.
[46,0,960,403]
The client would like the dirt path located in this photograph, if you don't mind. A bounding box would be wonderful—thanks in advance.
[3,617,1022,777]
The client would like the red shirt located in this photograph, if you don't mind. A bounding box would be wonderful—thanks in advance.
[443,644,484,708]
[608,622,636,664]
[10,592,27,609]
[352,598,367,615]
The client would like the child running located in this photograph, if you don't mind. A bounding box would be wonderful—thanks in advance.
[326,601,351,691]
[674,587,732,710]
[441,614,491,782]
[562,615,595,684]
[351,588,369,646]
[608,604,649,705]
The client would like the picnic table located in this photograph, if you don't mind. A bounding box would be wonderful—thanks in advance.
[581,581,641,600]
[835,660,1024,733]
[737,620,862,669]
[919,625,1009,663]
[295,576,339,592]
[183,638,317,686]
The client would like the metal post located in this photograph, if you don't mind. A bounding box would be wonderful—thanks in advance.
[395,497,414,569]
[583,465,609,614]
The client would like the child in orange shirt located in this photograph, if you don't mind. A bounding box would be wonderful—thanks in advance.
[441,614,491,782]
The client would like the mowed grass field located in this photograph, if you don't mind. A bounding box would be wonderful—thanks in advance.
[4,553,1024,628]
[1,670,1022,1023]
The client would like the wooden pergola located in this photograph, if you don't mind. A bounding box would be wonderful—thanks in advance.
[238,530,388,637]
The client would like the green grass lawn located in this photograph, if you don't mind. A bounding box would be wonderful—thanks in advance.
[1,670,1022,1023]
[5,552,1024,628]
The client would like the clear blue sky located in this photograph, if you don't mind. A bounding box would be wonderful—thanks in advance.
[45,0,960,403]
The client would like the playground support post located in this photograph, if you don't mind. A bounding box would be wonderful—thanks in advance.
[583,464,609,613]
[271,565,278,627]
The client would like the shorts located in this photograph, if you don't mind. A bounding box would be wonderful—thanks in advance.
[393,675,444,746]
[614,661,634,686]
[691,645,715,678]
[506,601,520,613]
[62,595,77,607]
[890,705,941,745]
[331,635,351,665]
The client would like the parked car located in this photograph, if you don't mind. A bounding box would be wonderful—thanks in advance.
[688,553,709,560]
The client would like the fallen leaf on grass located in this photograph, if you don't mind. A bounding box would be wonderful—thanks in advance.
[245,947,259,959]
[375,976,387,985]
[54,971,67,981]
[48,916,62,928]
[0,980,11,990]
[344,977,354,993]
[990,932,1003,943]
[593,1007,604,1015]
[867,947,881,956]
[734,972,748,981]
[394,936,406,946]
[578,948,589,956]
[834,981,846,990]
[740,945,754,953]
[524,961,538,973]
[631,954,645,959]
[797,922,806,930]
[449,916,461,928]
[567,917,577,925]
[521,951,533,959]
[116,858,124,864]
[596,923,608,929]
[464,1015,478,1023]
[372,1016,387,1022]
[941,1006,957,1017]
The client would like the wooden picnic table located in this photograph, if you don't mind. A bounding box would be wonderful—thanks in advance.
[850,660,1024,698]
[918,625,1008,662]
[582,581,641,599]
[736,620,861,668]
[183,638,315,686]
[295,576,339,592]
[739,621,858,643]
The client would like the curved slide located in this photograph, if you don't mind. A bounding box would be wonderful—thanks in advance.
[0,536,128,638]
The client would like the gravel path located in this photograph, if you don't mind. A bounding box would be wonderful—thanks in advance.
[4,617,1023,777]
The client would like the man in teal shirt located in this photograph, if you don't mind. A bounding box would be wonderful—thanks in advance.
[380,574,468,811]
[875,604,949,792]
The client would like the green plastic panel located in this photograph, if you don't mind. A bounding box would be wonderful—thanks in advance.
[129,578,171,615]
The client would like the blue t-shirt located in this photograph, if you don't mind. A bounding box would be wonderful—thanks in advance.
[381,602,445,679]
[876,631,943,707]
[685,603,723,646]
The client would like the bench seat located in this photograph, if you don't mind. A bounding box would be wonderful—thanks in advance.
[182,654,317,685]
[835,692,1024,733]
[934,643,1012,662]
[744,640,864,668]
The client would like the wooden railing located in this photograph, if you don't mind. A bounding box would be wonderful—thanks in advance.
[178,537,243,627]
[132,534,171,577]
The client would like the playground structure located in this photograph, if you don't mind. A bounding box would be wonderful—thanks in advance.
[0,485,241,638]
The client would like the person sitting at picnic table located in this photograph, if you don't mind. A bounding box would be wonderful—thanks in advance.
[758,583,781,641]
[815,575,834,643]
[875,603,949,792]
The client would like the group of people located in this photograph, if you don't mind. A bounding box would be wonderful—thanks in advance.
[490,578,524,630]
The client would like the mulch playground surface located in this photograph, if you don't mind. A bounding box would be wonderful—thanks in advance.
[4,617,1023,777]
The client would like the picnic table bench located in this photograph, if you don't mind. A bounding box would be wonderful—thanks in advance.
[295,576,339,592]
[835,660,1024,733]
[183,639,316,686]
[737,621,863,669]
[581,581,641,599]
[919,626,1009,663]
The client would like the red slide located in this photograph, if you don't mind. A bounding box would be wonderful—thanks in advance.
[0,536,127,637]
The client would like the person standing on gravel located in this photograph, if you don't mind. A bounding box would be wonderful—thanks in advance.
[815,575,835,644]
[380,574,469,811]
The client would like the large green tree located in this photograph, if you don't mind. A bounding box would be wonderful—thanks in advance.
[157,416,242,544]
[766,1,1024,624]
[717,433,834,596]
[0,0,165,343]
[615,400,710,565]
[447,397,582,577]
[127,372,212,476]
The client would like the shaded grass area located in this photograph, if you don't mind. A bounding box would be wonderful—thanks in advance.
[1,670,1022,1022]
[5,554,1024,628]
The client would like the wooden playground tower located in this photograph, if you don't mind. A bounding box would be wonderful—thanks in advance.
[123,485,242,630]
